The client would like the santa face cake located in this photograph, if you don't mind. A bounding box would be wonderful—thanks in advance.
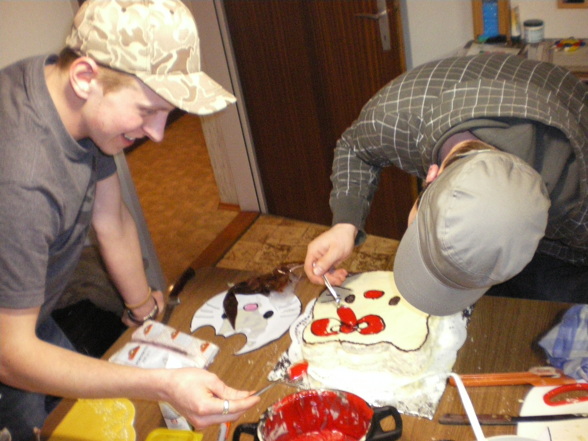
[302,271,450,377]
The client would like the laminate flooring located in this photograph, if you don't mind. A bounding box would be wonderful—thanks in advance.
[126,113,239,284]
[128,113,400,280]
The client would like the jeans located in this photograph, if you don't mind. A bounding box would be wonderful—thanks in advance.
[0,318,75,441]
[487,252,588,304]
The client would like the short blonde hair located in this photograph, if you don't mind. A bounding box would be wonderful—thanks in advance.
[57,47,135,94]
[443,140,497,170]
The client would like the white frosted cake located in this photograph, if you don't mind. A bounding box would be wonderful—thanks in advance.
[302,271,450,377]
[280,271,469,417]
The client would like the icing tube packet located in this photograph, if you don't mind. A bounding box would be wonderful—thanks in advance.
[109,322,219,428]
[159,402,192,430]
[109,342,202,369]
[132,321,219,368]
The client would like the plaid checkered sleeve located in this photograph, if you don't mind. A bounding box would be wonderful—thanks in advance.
[330,54,588,262]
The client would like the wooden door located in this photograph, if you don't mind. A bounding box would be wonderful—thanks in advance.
[223,0,417,240]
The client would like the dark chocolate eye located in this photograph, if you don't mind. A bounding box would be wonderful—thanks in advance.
[221,313,227,319]
[263,311,274,319]
[389,296,401,306]
[344,294,356,304]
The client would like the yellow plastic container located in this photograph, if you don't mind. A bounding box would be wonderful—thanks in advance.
[145,428,203,441]
[48,398,136,441]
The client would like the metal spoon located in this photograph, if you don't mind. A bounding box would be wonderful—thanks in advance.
[254,382,277,396]
[323,274,342,306]
[254,361,309,396]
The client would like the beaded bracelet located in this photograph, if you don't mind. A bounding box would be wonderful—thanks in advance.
[124,287,153,310]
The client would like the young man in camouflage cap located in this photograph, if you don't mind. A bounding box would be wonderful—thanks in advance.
[0,1,258,439]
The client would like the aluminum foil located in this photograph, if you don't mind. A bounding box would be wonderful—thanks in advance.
[270,301,472,419]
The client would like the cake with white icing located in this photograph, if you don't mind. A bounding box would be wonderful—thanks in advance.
[268,271,472,418]
[289,271,469,415]
[302,271,445,377]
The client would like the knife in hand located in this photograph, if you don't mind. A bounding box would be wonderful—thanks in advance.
[439,412,588,426]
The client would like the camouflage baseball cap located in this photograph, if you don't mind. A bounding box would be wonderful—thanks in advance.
[66,0,236,115]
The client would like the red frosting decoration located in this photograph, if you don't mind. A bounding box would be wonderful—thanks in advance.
[310,306,385,337]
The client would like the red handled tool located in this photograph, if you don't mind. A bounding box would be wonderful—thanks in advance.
[449,366,576,387]
[543,382,588,406]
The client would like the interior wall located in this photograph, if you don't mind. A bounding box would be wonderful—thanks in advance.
[2,0,586,212]
[403,0,588,69]
[2,1,587,74]
[0,1,76,69]
[402,0,474,69]
[186,0,265,212]
[515,0,588,38]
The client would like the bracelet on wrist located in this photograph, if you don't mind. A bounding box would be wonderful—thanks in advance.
[126,299,159,326]
[124,287,153,310]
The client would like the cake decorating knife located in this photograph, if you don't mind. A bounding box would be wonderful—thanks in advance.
[323,275,342,306]
[439,412,588,425]
[322,275,361,329]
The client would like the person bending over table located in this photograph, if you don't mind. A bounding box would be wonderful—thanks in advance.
[0,1,259,440]
[304,53,588,315]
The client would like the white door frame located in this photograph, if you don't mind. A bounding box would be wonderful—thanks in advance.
[185,0,266,213]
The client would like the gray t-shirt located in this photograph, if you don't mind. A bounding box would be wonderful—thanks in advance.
[0,55,117,323]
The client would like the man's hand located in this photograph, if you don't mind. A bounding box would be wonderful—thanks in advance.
[163,368,260,429]
[0,307,259,430]
[304,223,357,285]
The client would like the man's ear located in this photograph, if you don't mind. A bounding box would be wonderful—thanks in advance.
[69,57,100,99]
[425,164,440,185]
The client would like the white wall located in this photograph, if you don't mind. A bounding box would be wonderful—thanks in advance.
[2,0,586,211]
[3,1,586,79]
[514,0,588,38]
[403,0,588,69]
[0,1,76,69]
[185,0,265,211]
[402,0,474,69]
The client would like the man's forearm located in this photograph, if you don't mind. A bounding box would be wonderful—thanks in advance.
[94,205,152,308]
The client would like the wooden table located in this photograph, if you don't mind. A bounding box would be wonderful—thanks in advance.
[42,267,572,441]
